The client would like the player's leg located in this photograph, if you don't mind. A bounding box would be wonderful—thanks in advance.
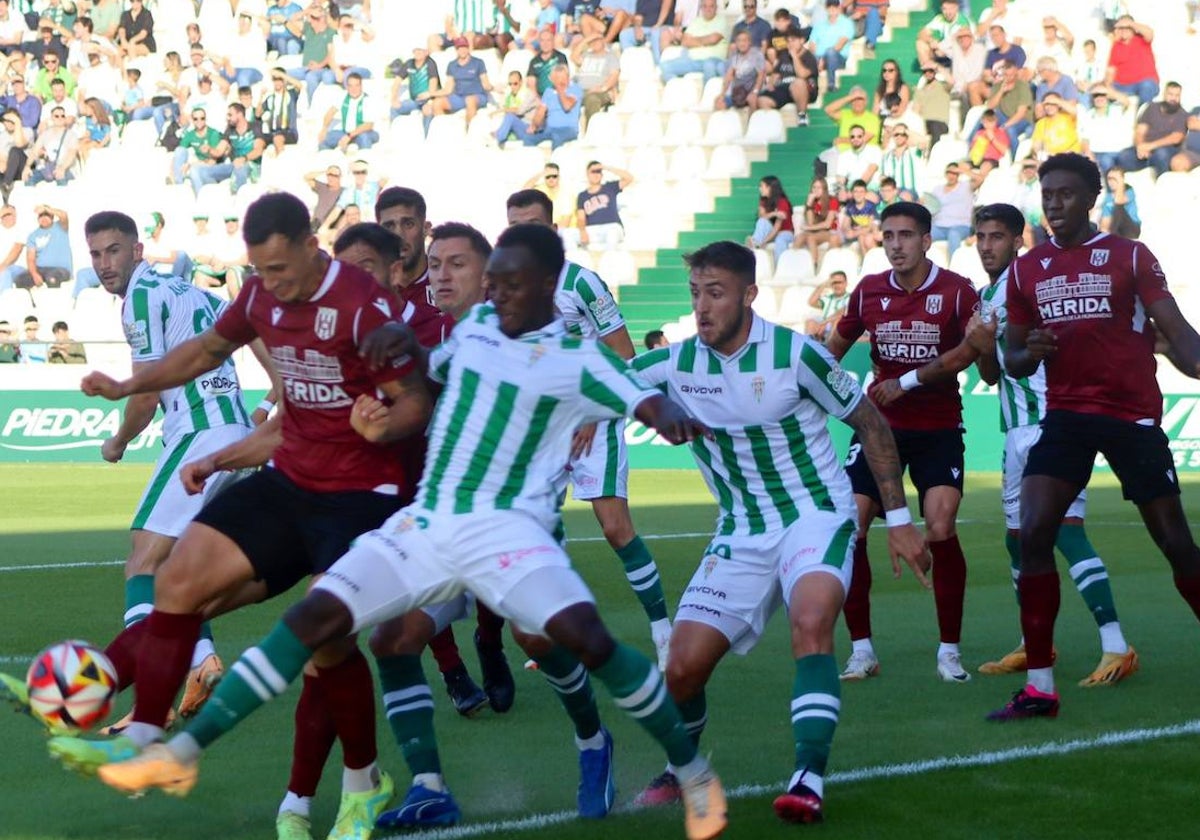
[988,413,1093,720]
[513,628,614,819]
[575,425,672,667]
[839,436,882,679]
[773,514,854,824]
[277,663,336,840]
[428,626,488,716]
[372,605,463,830]
[96,513,455,797]
[907,429,970,682]
[473,601,514,713]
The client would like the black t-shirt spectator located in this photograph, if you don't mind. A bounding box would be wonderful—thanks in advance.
[119,7,157,53]
[577,180,623,226]
[775,43,818,83]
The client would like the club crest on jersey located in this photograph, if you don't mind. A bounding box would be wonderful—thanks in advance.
[529,344,546,365]
[314,307,338,340]
[271,306,283,326]
[751,375,764,401]
[925,294,943,315]
[1090,249,1109,267]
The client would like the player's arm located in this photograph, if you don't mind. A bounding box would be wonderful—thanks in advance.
[248,337,283,424]
[1149,297,1200,379]
[840,397,931,587]
[599,326,635,360]
[81,328,242,401]
[180,413,285,494]
[348,369,433,444]
[632,393,708,445]
[102,367,160,463]
[823,325,855,360]
[358,321,429,377]
[1004,320,1055,379]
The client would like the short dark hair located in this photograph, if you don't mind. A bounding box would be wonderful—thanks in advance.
[237,85,252,98]
[494,223,564,279]
[333,222,402,263]
[430,222,493,260]
[50,78,65,87]
[127,67,141,80]
[1038,152,1102,198]
[829,271,848,282]
[77,15,94,32]
[683,240,756,288]
[24,315,38,325]
[880,201,932,235]
[644,329,665,350]
[973,202,1025,236]
[851,179,867,190]
[506,188,554,222]
[880,176,897,189]
[346,71,362,84]
[228,102,246,117]
[84,210,138,239]
[375,186,426,222]
[586,159,601,170]
[545,162,559,172]
[52,320,68,332]
[243,191,312,246]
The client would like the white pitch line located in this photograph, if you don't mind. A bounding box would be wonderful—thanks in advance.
[381,719,1200,839]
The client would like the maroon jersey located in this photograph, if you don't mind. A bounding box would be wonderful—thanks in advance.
[215,259,415,494]
[1006,232,1172,423]
[399,272,432,308]
[837,264,979,430]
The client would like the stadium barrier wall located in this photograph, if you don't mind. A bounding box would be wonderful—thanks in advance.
[3,345,1200,471]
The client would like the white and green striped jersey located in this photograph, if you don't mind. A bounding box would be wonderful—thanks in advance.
[556,261,625,341]
[121,262,251,448]
[632,316,859,537]
[417,304,657,526]
[980,269,1046,432]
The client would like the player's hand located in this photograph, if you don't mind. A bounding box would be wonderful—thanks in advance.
[965,312,997,354]
[869,378,904,407]
[250,407,270,426]
[1025,328,1058,362]
[887,522,932,588]
[360,322,418,370]
[349,393,391,442]
[645,397,710,445]
[100,437,127,464]
[180,455,217,495]
[81,371,130,400]
[570,422,597,459]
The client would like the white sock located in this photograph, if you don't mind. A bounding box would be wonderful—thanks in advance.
[650,618,672,636]
[412,772,446,793]
[342,762,380,794]
[278,792,311,818]
[167,732,201,763]
[1098,622,1128,655]
[575,731,606,751]
[851,638,874,655]
[122,722,164,748]
[672,755,709,785]
[937,642,960,658]
[1026,667,1056,695]
[190,638,216,669]
[787,768,824,798]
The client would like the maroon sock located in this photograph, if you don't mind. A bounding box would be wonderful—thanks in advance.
[930,536,968,644]
[475,602,505,649]
[843,538,873,640]
[104,621,149,691]
[132,610,203,726]
[317,649,377,770]
[287,673,338,797]
[1018,571,1061,670]
[428,626,464,674]
[1173,573,1200,622]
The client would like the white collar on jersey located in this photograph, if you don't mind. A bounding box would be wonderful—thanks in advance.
[887,262,939,293]
[696,312,768,359]
[307,257,340,303]
[124,260,155,294]
[515,317,567,343]
[400,300,415,323]
[1048,229,1108,250]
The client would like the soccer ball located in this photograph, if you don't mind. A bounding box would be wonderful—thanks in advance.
[26,641,118,732]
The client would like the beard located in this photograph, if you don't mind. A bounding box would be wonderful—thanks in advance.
[1163,102,1182,114]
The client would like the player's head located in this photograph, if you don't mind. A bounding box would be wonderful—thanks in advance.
[429,221,492,321]
[486,224,563,338]
[375,186,430,274]
[84,210,142,297]
[1037,152,1101,242]
[684,240,758,355]
[505,188,555,227]
[242,191,322,304]
[333,222,402,290]
[973,203,1024,280]
[879,201,932,275]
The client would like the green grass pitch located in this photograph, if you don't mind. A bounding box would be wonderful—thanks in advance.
[1,464,1199,840]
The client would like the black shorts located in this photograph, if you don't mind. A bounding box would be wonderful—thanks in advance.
[1024,410,1179,504]
[844,427,965,513]
[193,467,405,597]
[760,80,816,108]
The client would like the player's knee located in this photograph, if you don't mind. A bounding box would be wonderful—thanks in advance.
[513,629,554,659]
[545,603,614,669]
[368,620,428,658]
[310,635,357,668]
[1153,529,1200,573]
[790,609,835,657]
[285,590,354,651]
[925,518,956,542]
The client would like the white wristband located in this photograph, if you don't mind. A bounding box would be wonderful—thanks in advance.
[256,399,275,414]
[885,508,913,528]
[898,369,921,391]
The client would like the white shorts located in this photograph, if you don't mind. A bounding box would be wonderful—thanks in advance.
[569,419,628,501]
[313,507,596,635]
[420,594,472,635]
[1003,425,1086,530]
[130,424,252,538]
[676,511,857,655]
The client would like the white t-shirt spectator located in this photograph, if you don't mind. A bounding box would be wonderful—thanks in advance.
[225,29,266,69]
[332,33,373,71]
[1078,102,1132,155]
[930,179,974,227]
[66,36,114,74]
[835,143,883,189]
[0,8,29,48]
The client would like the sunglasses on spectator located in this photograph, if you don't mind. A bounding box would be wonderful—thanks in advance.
[883,67,897,73]
[893,131,908,137]
[849,132,864,139]
[588,168,602,174]
[352,168,367,174]
[545,174,559,180]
